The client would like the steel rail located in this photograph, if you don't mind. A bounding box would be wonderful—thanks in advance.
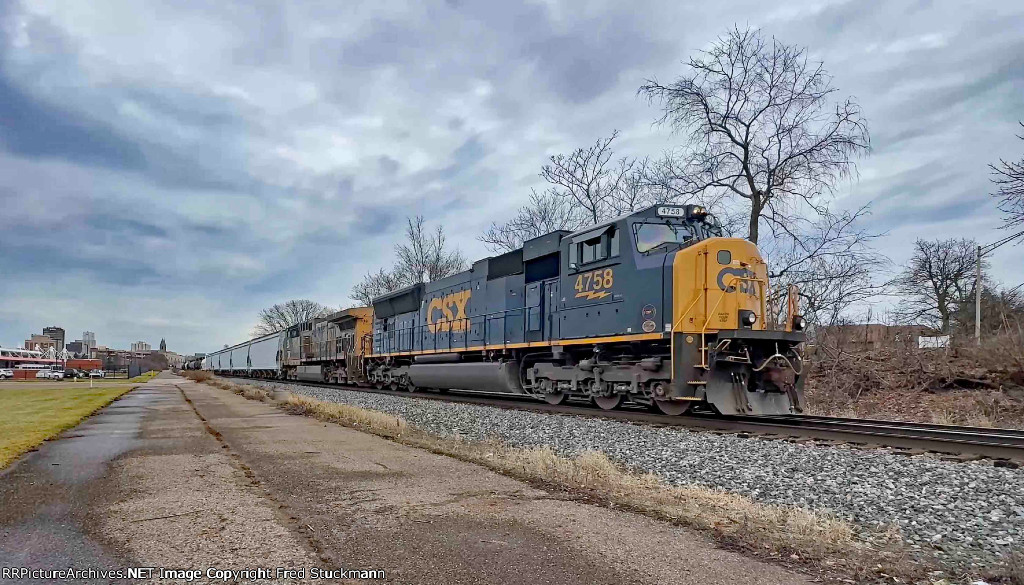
[222,376,1024,463]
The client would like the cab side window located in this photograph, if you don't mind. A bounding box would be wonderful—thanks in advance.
[570,226,619,270]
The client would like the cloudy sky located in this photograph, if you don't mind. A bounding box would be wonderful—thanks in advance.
[0,0,1021,353]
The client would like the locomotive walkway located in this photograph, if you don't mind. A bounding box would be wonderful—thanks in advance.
[1,373,811,584]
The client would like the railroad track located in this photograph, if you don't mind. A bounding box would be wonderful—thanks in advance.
[225,376,1024,463]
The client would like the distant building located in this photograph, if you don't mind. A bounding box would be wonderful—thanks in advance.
[42,327,65,352]
[162,351,184,368]
[24,334,56,352]
[818,324,934,350]
[131,341,151,352]
[159,338,167,352]
[66,340,86,356]
[83,331,96,354]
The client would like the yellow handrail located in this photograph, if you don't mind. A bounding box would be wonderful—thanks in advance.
[698,274,765,368]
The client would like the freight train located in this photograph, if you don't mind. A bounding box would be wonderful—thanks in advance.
[204,204,806,415]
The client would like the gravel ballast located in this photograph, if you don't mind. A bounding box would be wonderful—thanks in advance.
[253,381,1023,572]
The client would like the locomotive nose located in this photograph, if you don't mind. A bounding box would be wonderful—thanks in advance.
[668,239,804,415]
[672,239,768,333]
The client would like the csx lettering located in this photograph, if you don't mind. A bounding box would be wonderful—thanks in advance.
[427,290,472,333]
[716,267,757,296]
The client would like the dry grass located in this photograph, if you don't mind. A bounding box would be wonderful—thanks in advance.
[191,374,931,583]
[983,549,1024,585]
[424,440,861,561]
[1012,551,1024,585]
[284,394,406,435]
[181,370,213,382]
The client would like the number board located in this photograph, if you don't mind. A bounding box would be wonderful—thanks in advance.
[656,206,685,217]
[574,268,614,300]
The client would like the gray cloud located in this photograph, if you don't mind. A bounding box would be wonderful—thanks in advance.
[0,0,1021,352]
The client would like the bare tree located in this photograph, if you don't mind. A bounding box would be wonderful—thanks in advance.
[481,132,674,253]
[350,267,406,307]
[894,238,987,333]
[762,206,887,328]
[639,26,870,244]
[991,121,1024,236]
[540,131,626,224]
[480,190,585,253]
[351,216,467,304]
[252,299,334,336]
[396,216,467,283]
[955,284,1024,335]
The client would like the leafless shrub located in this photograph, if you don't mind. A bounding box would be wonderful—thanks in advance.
[807,331,1024,427]
[182,370,213,382]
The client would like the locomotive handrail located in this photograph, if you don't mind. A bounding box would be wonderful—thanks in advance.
[376,304,537,355]
[698,273,766,368]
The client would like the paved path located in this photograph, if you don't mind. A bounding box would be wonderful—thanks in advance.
[0,373,813,584]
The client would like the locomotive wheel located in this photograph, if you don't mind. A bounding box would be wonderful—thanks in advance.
[543,391,567,405]
[593,394,623,410]
[651,399,691,416]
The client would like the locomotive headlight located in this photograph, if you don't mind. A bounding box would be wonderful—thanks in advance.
[739,310,757,328]
[792,315,807,331]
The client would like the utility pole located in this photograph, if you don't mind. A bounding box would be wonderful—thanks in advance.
[976,228,1024,345]
[975,244,982,345]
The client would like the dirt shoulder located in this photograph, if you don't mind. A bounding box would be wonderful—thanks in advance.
[181,379,813,585]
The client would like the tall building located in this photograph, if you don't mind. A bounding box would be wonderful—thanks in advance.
[83,331,96,354]
[159,338,167,352]
[42,327,65,352]
[131,341,151,352]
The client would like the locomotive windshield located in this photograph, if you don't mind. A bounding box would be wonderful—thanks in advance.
[634,222,693,253]
[633,214,723,253]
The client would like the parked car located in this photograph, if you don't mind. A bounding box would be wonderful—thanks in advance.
[63,368,81,379]
[89,369,105,378]
[0,368,13,379]
[35,370,53,379]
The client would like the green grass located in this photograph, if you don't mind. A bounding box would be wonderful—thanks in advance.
[0,385,136,468]
[127,370,160,383]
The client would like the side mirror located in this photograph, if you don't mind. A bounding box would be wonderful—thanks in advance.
[569,263,578,270]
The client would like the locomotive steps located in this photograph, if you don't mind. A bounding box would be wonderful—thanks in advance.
[186,371,1005,584]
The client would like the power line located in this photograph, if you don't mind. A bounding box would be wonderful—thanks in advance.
[980,227,1024,255]
[975,227,1024,344]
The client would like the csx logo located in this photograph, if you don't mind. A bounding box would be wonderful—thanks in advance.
[426,290,471,333]
[716,267,758,297]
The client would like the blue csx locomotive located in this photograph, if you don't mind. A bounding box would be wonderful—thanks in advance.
[205,204,806,415]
